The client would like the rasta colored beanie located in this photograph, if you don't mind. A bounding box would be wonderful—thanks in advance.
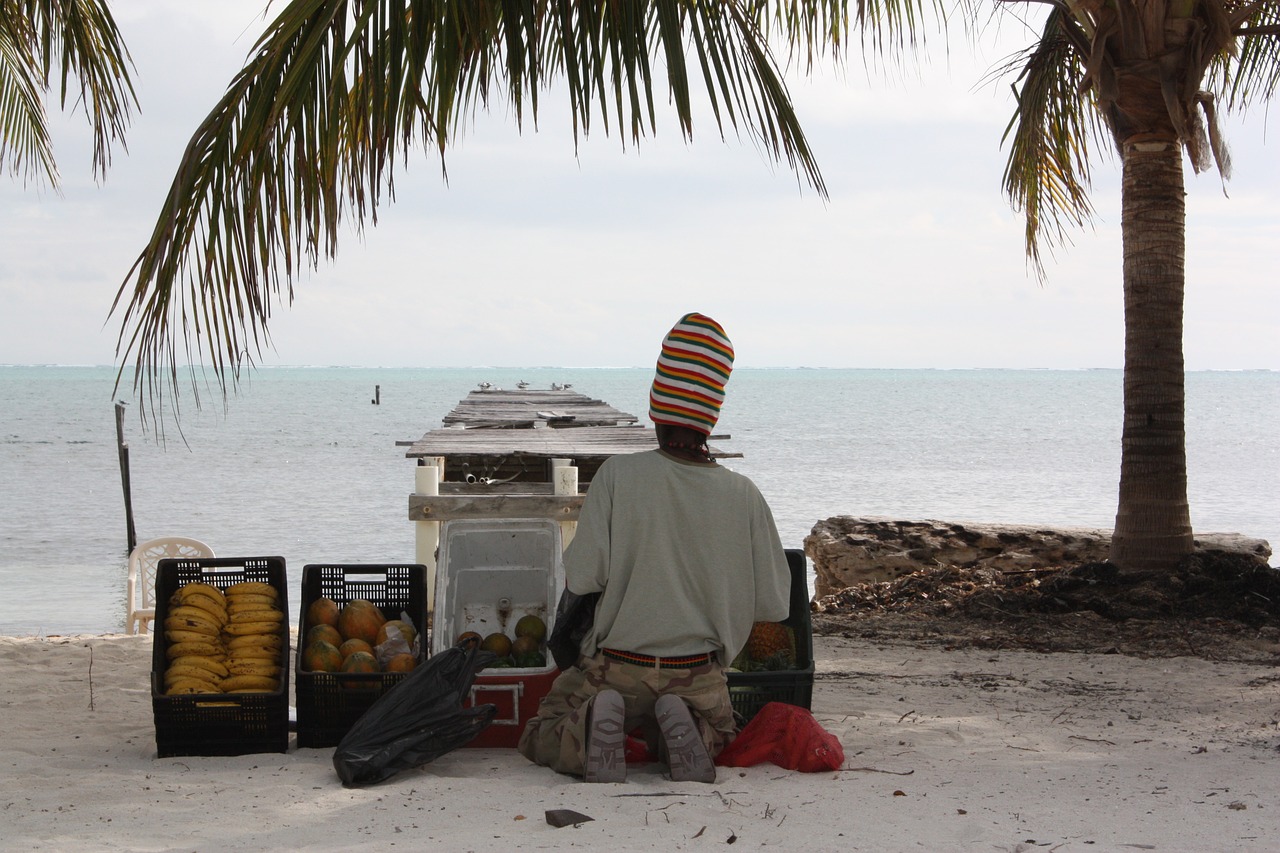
[649,312,735,435]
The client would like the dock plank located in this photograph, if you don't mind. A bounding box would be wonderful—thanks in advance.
[404,425,740,460]
[441,389,638,428]
[408,493,584,521]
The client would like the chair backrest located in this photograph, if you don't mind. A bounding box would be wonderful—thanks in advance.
[127,537,215,634]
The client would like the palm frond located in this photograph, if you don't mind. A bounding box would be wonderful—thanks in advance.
[996,7,1103,277]
[754,0,942,71]
[112,0,827,420]
[851,0,942,57]
[1217,0,1280,110]
[755,0,850,67]
[0,8,57,184]
[0,0,135,186]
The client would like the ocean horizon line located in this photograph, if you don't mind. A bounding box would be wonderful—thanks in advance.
[5,363,1277,374]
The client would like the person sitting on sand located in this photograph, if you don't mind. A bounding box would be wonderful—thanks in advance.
[517,312,791,783]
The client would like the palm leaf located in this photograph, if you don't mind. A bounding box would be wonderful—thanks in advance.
[1216,0,1280,110]
[755,0,941,71]
[113,0,827,419]
[0,8,57,184]
[0,0,135,186]
[996,7,1103,276]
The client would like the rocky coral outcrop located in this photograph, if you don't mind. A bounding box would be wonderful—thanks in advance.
[804,516,1273,599]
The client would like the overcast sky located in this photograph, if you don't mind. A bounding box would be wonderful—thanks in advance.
[3,2,1277,371]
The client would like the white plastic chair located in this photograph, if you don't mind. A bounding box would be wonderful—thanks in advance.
[126,537,215,635]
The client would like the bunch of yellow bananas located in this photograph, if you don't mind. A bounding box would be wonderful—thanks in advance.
[220,581,285,693]
[162,581,285,695]
[163,582,230,695]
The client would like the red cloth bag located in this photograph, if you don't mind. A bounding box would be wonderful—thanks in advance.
[714,702,844,772]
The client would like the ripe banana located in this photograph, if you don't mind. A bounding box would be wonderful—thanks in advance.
[222,621,282,637]
[164,675,222,694]
[225,582,278,599]
[166,664,227,685]
[166,641,226,660]
[166,683,220,696]
[225,593,277,609]
[166,627,222,645]
[164,619,221,639]
[175,592,228,623]
[221,674,279,692]
[225,646,279,661]
[169,605,225,628]
[225,660,282,677]
[169,655,230,678]
[228,609,283,624]
[177,582,226,607]
[226,633,281,651]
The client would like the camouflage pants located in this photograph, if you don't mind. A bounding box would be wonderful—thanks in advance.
[517,652,736,778]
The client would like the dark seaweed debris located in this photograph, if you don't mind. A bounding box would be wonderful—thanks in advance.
[813,552,1280,662]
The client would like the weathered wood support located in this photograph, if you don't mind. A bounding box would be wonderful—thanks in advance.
[408,493,584,522]
[413,462,440,611]
[552,459,579,549]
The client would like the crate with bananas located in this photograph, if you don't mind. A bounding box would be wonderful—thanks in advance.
[150,555,290,758]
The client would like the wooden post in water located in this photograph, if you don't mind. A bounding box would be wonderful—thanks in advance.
[115,402,137,553]
[372,385,381,405]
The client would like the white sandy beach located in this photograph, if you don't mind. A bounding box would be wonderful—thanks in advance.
[2,632,1276,852]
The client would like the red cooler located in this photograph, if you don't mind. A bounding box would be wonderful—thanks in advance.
[432,519,564,748]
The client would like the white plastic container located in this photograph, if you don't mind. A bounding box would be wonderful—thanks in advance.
[432,518,564,747]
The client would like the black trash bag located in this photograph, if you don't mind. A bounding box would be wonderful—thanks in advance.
[333,643,498,787]
[547,589,600,671]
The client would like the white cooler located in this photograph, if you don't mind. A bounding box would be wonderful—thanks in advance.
[432,518,564,748]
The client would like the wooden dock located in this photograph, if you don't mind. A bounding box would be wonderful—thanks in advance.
[405,388,738,486]
[439,388,638,429]
[405,386,742,606]
[405,387,739,524]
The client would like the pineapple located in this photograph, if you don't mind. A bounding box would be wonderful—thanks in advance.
[746,621,795,668]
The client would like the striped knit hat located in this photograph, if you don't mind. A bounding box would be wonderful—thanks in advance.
[649,313,735,435]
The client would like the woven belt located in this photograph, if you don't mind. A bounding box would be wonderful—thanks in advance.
[602,648,713,669]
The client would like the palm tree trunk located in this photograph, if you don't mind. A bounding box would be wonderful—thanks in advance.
[1109,139,1195,571]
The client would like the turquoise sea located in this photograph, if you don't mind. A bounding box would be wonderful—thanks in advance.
[1,365,1275,636]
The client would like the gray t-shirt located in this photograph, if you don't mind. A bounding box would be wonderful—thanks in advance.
[563,448,790,665]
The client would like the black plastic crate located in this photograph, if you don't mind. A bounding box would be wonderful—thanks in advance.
[151,556,290,757]
[294,564,429,749]
[726,549,815,723]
